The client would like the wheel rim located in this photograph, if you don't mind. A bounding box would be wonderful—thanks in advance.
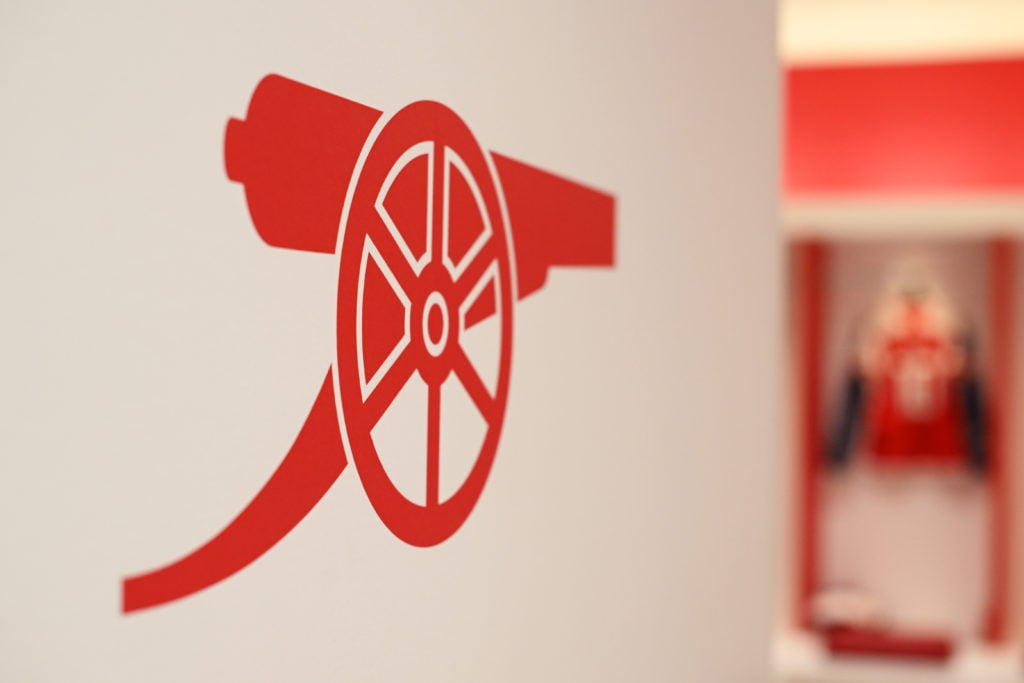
[336,100,513,547]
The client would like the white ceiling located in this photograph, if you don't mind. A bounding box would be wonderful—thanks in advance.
[781,0,1024,65]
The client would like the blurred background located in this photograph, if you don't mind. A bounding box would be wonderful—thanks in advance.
[776,1,1024,681]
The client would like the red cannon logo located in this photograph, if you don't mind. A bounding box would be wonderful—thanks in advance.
[123,76,615,613]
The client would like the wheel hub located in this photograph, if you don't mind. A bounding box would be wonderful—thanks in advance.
[422,290,449,357]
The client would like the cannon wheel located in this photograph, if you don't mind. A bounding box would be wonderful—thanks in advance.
[334,100,514,546]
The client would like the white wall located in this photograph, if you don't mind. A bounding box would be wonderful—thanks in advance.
[0,2,780,680]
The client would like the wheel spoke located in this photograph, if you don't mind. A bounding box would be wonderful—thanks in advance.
[452,347,495,422]
[432,142,446,268]
[453,240,496,304]
[361,347,417,430]
[368,213,419,297]
[426,380,440,507]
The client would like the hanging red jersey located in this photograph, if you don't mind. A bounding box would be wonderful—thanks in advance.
[864,300,965,466]
[825,271,986,473]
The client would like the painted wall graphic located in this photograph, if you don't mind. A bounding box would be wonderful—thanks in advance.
[122,75,615,613]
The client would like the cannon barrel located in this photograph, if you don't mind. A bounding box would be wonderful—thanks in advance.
[225,76,615,296]
[490,153,614,300]
[225,75,382,254]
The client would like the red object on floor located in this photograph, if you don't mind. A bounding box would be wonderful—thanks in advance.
[825,627,953,662]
